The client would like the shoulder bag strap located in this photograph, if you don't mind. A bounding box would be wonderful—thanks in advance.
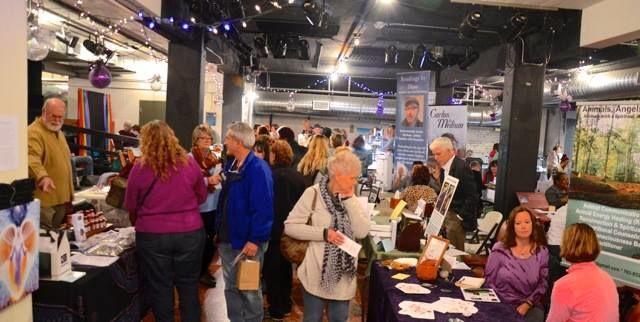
[306,188,318,225]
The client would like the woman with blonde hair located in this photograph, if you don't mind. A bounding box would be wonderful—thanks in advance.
[285,150,370,322]
[298,135,330,186]
[125,120,207,322]
[547,223,618,322]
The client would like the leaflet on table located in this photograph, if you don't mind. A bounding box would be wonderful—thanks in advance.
[71,253,119,267]
[336,231,362,258]
[398,301,435,319]
[460,288,500,303]
[395,283,431,294]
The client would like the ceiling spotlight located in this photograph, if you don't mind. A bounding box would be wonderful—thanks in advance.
[242,21,247,28]
[272,37,288,58]
[337,59,348,73]
[330,72,338,82]
[431,46,444,59]
[303,0,321,26]
[254,36,269,58]
[409,44,427,69]
[297,39,310,60]
[459,51,480,70]
[223,23,230,31]
[212,26,219,34]
[181,23,189,30]
[379,0,394,4]
[148,21,155,29]
[255,4,262,12]
[271,1,282,8]
[503,13,528,42]
[354,37,360,46]
[83,39,115,60]
[289,0,295,3]
[56,34,79,48]
[385,45,398,65]
[458,11,481,39]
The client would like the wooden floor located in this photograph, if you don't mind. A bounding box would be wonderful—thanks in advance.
[142,256,369,322]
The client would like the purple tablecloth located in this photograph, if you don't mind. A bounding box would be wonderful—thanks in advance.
[367,263,525,322]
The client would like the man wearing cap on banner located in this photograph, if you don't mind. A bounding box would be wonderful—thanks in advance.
[429,137,478,251]
[401,97,423,127]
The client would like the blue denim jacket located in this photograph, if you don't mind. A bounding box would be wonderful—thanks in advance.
[219,151,274,249]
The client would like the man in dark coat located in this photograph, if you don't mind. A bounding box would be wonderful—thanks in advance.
[429,137,479,251]
[277,126,308,168]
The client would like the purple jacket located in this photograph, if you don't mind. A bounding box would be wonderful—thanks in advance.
[125,156,207,233]
[484,241,549,306]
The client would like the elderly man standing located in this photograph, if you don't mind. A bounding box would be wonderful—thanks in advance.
[429,137,479,251]
[28,96,74,228]
[216,122,274,322]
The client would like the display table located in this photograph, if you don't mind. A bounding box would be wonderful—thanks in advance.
[363,214,422,275]
[367,263,525,322]
[33,248,145,322]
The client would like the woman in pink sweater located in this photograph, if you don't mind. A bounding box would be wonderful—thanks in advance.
[547,223,618,322]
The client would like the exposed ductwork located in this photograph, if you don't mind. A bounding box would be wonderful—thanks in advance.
[254,91,501,126]
[565,68,640,100]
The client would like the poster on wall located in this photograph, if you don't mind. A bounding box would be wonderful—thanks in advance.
[427,105,468,156]
[0,200,40,309]
[395,71,430,168]
[567,101,640,287]
[206,112,217,126]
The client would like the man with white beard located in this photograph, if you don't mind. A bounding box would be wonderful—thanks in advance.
[28,96,74,228]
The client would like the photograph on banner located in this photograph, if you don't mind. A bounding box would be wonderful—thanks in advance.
[424,175,460,237]
[567,101,640,287]
[401,96,425,127]
[426,105,468,157]
[395,71,430,168]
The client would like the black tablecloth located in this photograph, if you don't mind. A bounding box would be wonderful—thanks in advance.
[33,248,144,322]
[367,263,525,322]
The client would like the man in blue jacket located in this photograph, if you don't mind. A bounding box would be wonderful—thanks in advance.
[217,122,274,322]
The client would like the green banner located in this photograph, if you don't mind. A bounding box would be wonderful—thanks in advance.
[569,101,640,287]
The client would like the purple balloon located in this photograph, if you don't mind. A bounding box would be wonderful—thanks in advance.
[559,100,571,112]
[89,62,112,88]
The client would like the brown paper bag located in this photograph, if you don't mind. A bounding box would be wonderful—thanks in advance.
[237,259,260,291]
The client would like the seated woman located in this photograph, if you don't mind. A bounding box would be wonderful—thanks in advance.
[401,165,437,216]
[484,206,549,322]
[547,223,618,322]
[483,160,498,186]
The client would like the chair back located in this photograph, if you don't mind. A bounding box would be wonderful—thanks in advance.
[480,211,503,235]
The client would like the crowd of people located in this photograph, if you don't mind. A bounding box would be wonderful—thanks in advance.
[26,96,622,322]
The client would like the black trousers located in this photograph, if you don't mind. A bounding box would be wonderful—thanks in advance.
[201,210,217,276]
[263,236,293,319]
[137,228,205,322]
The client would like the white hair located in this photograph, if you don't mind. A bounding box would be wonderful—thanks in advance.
[327,150,361,177]
[41,96,66,113]
[227,122,255,149]
[429,137,454,151]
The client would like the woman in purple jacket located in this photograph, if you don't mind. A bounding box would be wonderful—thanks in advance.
[484,206,549,322]
[125,121,207,322]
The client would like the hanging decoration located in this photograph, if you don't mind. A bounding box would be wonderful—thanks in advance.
[89,60,112,88]
[26,1,54,61]
[149,74,162,91]
[287,91,295,111]
[376,93,385,116]
[558,90,573,113]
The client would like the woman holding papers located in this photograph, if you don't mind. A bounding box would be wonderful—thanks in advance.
[485,206,549,322]
[546,223,618,322]
[401,165,437,216]
[284,150,370,322]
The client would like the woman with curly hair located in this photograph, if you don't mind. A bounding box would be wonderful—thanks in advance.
[253,134,273,161]
[484,206,549,322]
[401,165,437,216]
[124,120,207,322]
[298,135,330,186]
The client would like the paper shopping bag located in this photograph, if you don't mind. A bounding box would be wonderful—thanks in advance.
[237,259,260,291]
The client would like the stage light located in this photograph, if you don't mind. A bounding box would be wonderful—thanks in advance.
[459,51,479,70]
[354,37,360,46]
[254,36,269,58]
[409,44,427,69]
[83,39,115,59]
[223,23,230,31]
[148,21,155,29]
[458,11,481,39]
[272,37,288,58]
[337,59,348,74]
[181,23,189,30]
[385,45,398,65]
[297,39,310,60]
[503,13,527,42]
[212,26,219,34]
[255,4,262,12]
[303,0,321,26]
[242,21,247,28]
[330,72,338,81]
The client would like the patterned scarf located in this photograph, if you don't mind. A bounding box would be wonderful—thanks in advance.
[318,175,356,290]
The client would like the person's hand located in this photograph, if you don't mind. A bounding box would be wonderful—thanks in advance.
[326,229,345,246]
[207,175,221,186]
[241,241,258,257]
[516,303,531,316]
[38,177,56,193]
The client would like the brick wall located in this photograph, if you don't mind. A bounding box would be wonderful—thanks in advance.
[466,126,500,159]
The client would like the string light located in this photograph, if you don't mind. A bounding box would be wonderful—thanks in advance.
[255,4,262,12]
[223,23,230,31]
[242,21,247,28]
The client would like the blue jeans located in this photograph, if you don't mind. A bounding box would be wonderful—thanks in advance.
[136,228,205,322]
[71,155,94,177]
[303,288,350,322]
[218,242,268,322]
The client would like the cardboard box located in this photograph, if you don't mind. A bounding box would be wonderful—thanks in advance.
[237,259,260,291]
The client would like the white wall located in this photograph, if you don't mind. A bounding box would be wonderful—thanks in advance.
[466,126,500,159]
[0,0,33,320]
[581,0,640,48]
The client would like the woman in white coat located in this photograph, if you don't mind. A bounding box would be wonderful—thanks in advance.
[284,150,370,322]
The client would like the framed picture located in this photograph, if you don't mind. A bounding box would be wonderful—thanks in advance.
[419,235,450,266]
